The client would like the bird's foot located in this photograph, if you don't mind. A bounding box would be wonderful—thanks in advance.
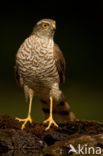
[16,115,32,129]
[43,116,58,131]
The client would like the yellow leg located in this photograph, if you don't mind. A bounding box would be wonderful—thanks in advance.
[16,91,33,129]
[43,96,58,131]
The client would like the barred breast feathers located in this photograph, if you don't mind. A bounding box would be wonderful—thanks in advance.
[16,35,54,61]
[16,34,59,82]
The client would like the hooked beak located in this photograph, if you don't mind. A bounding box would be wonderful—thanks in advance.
[52,21,56,31]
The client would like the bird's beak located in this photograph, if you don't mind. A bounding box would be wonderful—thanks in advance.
[52,21,56,30]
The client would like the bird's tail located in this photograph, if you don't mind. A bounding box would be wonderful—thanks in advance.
[41,93,76,123]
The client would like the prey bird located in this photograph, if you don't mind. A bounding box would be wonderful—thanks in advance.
[15,19,75,130]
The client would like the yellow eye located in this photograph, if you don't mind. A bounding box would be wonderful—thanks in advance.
[42,23,49,28]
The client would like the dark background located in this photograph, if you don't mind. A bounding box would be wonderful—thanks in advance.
[0,1,103,121]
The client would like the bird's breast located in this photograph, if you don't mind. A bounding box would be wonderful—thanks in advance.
[16,36,59,90]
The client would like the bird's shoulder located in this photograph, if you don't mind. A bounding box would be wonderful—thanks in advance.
[16,35,38,57]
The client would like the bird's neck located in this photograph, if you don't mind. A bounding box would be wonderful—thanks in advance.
[39,36,54,49]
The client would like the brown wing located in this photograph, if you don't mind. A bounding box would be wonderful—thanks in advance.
[53,43,66,83]
[14,64,23,87]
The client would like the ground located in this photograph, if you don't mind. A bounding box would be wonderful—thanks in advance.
[0,115,103,156]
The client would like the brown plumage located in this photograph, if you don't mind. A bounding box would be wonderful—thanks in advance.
[15,19,76,130]
[53,44,65,83]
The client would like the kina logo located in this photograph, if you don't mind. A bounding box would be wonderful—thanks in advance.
[67,144,102,155]
[68,144,78,154]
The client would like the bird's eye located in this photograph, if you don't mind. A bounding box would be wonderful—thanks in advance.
[42,23,49,29]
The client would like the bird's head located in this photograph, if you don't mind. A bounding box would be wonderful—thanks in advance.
[32,19,56,38]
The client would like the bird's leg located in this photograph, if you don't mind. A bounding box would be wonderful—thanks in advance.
[16,89,33,129]
[43,96,58,131]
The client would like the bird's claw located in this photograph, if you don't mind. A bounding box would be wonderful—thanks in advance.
[16,115,32,129]
[43,116,58,131]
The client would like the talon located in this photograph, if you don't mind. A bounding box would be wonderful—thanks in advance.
[43,96,58,131]
[16,117,26,122]
[16,115,32,129]
[43,116,58,131]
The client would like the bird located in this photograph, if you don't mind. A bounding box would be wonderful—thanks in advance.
[15,18,76,131]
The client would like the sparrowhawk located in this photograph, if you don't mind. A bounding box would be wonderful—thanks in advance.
[15,19,75,130]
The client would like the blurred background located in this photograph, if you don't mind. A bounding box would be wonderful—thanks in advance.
[0,1,103,121]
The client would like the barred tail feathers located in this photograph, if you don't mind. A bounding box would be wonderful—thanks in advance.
[41,93,76,123]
